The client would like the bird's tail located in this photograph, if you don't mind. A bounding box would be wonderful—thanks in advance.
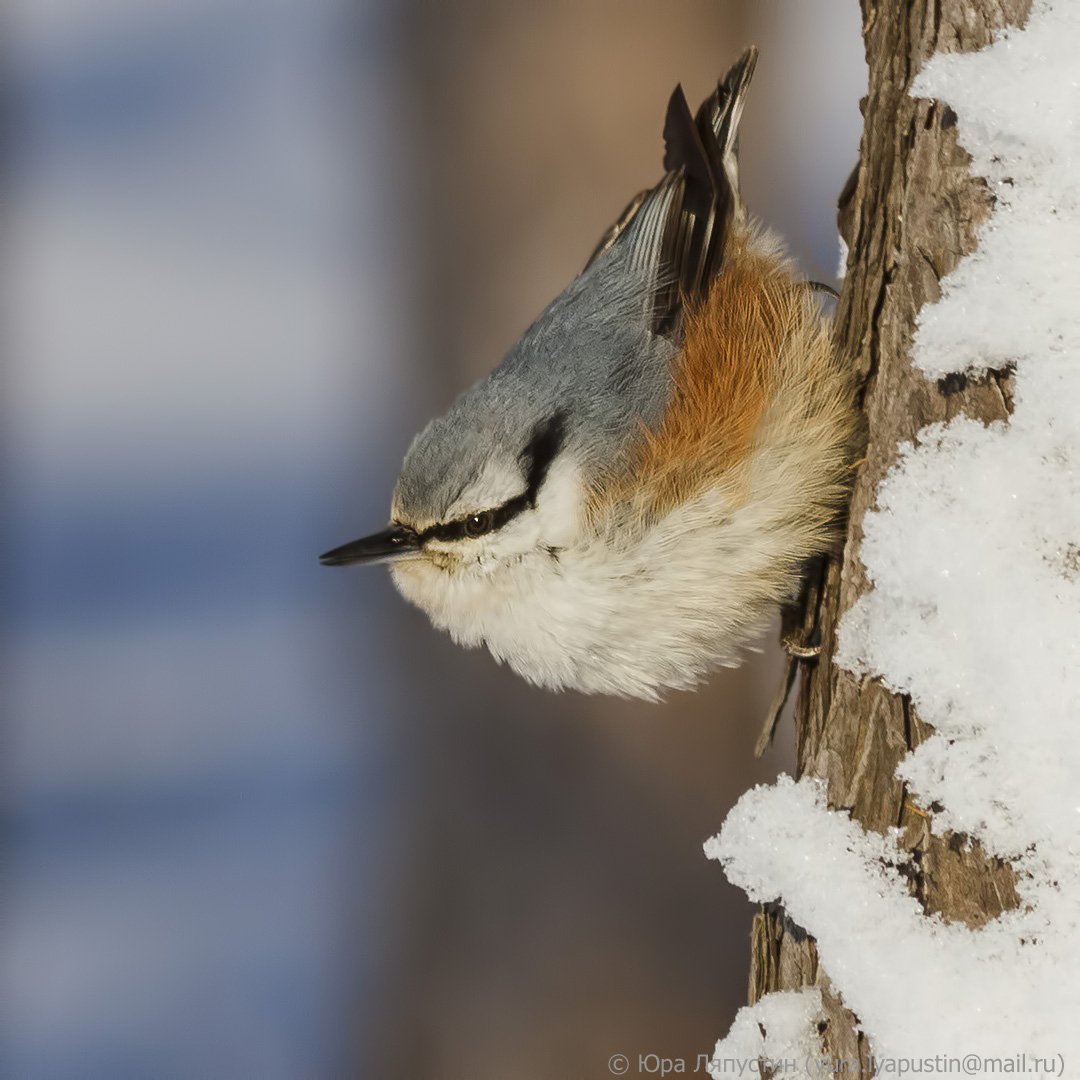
[695,46,758,220]
[650,45,759,321]
[583,47,760,336]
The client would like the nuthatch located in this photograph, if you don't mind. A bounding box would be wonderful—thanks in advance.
[321,48,858,699]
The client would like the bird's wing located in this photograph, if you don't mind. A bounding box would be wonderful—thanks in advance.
[583,46,758,339]
[583,189,649,269]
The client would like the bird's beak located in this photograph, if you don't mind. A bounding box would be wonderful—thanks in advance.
[319,525,420,567]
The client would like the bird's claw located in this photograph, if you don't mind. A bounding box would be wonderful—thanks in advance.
[781,635,821,660]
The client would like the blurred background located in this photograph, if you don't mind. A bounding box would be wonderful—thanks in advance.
[3,2,865,1078]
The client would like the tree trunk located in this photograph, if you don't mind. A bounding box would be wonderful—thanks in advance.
[749,0,1030,1066]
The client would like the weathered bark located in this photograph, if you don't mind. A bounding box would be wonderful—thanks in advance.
[749,0,1031,1067]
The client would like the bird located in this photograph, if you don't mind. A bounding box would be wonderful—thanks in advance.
[321,47,859,700]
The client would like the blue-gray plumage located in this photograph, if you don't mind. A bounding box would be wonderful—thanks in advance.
[321,48,859,699]
[392,247,677,531]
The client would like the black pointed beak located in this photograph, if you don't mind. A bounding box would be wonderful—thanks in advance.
[319,525,420,567]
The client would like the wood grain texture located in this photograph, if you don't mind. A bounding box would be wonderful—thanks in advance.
[747,0,1031,1066]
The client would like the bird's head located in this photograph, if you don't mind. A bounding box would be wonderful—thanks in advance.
[321,391,587,621]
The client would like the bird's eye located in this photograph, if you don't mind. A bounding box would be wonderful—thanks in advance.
[464,511,494,538]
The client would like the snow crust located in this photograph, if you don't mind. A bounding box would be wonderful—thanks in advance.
[709,986,824,1078]
[708,1,1080,1069]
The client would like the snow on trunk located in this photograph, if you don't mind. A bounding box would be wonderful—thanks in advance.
[708,0,1080,1071]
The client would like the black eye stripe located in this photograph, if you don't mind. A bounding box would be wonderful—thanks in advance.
[464,511,494,537]
[417,412,568,545]
[521,412,567,506]
[417,495,527,544]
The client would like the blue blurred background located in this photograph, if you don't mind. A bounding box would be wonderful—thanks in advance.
[4,3,864,1077]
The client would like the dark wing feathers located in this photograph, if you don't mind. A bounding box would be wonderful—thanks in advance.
[661,84,714,182]
[584,47,759,339]
[697,44,757,219]
[583,189,649,269]
[659,83,719,317]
